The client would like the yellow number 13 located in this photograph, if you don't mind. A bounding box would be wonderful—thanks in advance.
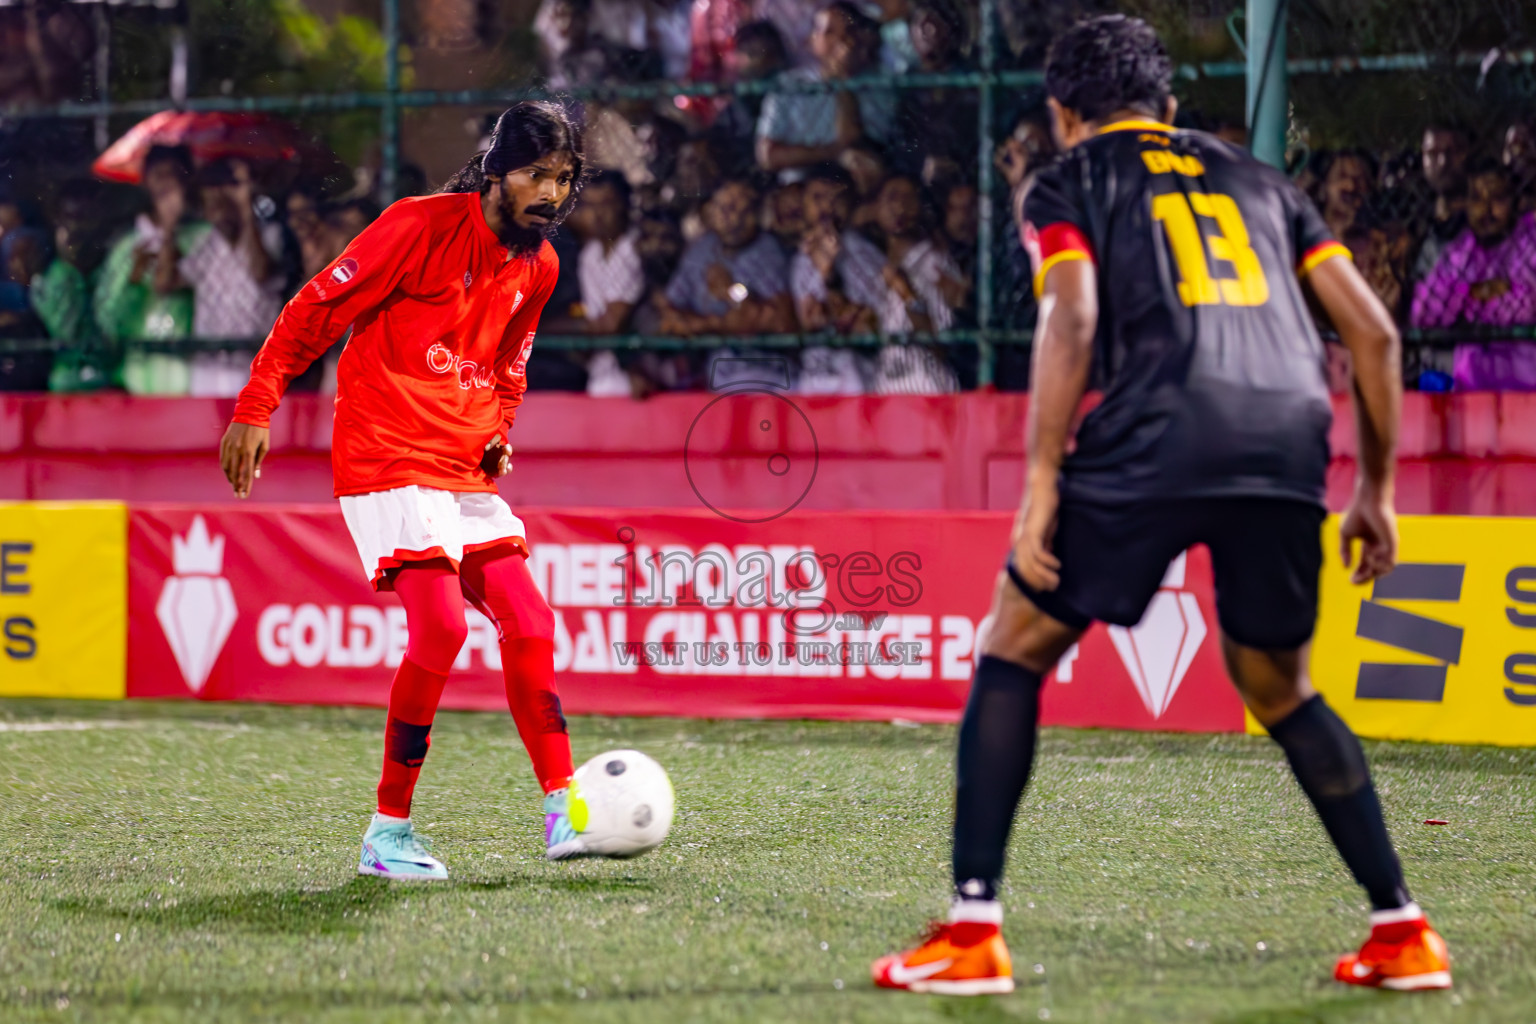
[1151,192,1270,307]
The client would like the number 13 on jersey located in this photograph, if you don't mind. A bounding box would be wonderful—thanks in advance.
[1152,191,1270,308]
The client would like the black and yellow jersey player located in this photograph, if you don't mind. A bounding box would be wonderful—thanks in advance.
[874,13,1452,999]
[1022,107,1350,509]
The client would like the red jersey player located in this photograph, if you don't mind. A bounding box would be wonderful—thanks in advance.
[219,103,599,878]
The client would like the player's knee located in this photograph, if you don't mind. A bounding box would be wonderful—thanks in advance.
[503,595,556,642]
[1222,635,1313,724]
[982,580,1081,672]
[413,608,469,669]
[982,625,1078,674]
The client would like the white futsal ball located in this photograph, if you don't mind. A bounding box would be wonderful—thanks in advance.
[573,749,675,857]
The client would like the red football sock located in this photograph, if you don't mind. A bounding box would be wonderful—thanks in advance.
[377,563,467,817]
[377,657,449,817]
[461,548,574,793]
[502,637,574,792]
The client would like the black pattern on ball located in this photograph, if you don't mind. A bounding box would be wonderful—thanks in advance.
[632,805,653,828]
[605,759,627,776]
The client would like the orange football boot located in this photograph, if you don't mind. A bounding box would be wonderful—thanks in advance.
[1334,914,1452,991]
[872,921,1014,995]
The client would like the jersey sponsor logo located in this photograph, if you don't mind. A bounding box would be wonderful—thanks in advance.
[330,258,359,285]
[1105,552,1207,718]
[509,332,535,378]
[156,515,239,693]
[426,342,495,389]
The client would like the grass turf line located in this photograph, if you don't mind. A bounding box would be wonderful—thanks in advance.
[0,698,1531,1023]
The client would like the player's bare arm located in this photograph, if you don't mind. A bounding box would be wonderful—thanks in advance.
[1307,255,1403,584]
[1013,258,1097,591]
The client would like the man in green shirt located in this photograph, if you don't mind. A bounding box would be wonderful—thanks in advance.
[31,181,111,389]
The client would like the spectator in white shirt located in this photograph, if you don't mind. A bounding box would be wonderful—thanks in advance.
[791,162,883,334]
[154,158,284,397]
[577,172,649,397]
[166,158,284,341]
[872,172,961,334]
[869,173,960,392]
[577,172,645,334]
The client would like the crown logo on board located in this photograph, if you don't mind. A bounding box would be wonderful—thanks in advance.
[171,515,225,576]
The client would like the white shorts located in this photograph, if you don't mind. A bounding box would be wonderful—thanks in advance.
[339,486,528,591]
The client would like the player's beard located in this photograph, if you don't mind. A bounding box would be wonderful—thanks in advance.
[495,185,557,255]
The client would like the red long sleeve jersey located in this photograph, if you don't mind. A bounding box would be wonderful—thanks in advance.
[233,192,558,497]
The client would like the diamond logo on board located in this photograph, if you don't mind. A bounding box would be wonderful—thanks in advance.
[1107,552,1207,719]
[155,516,239,693]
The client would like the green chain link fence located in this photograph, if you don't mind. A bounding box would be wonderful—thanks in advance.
[2,0,1535,392]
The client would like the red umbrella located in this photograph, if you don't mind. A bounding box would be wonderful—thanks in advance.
[92,111,347,187]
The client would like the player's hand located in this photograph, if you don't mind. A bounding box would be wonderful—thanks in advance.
[1010,472,1062,591]
[1339,486,1398,585]
[219,421,269,499]
[480,437,513,479]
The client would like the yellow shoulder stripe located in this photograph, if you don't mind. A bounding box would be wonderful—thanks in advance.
[1298,242,1352,276]
[1097,119,1176,135]
[1033,250,1093,299]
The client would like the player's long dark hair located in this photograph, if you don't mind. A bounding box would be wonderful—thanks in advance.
[439,101,586,225]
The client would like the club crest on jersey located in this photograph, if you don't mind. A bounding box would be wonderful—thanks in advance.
[464,271,473,289]
[510,290,524,315]
[426,342,494,390]
[330,258,359,284]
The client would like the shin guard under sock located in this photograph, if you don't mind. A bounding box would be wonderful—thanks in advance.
[376,656,449,817]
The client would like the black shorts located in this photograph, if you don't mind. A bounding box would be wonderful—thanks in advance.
[1007,497,1326,650]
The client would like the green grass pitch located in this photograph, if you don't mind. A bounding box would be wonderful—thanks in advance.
[0,698,1532,1023]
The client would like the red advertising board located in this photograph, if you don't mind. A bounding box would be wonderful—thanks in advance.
[127,505,1244,731]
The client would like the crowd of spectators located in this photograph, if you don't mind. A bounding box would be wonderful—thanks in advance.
[2,0,1536,396]
[1299,121,1536,391]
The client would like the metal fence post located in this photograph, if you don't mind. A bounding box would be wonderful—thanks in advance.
[92,4,110,151]
[380,0,402,203]
[975,0,996,387]
[1247,0,1288,168]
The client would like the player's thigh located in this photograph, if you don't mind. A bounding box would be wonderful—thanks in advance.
[981,569,1083,672]
[460,546,555,641]
[1009,498,1192,632]
[1202,498,1326,651]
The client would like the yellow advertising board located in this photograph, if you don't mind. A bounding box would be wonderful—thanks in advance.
[0,503,126,699]
[1246,515,1536,746]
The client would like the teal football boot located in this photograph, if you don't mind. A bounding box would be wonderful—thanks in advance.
[358,815,448,880]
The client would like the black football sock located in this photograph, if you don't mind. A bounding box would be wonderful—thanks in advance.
[952,655,1044,903]
[1267,695,1411,911]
